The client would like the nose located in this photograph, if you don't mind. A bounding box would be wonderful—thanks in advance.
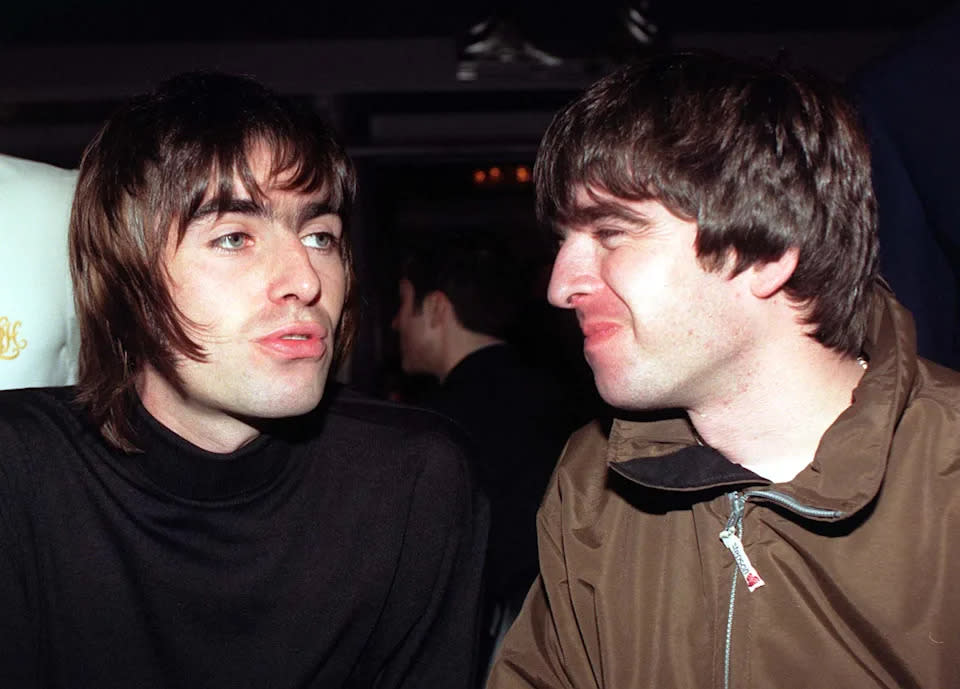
[547,233,601,308]
[268,236,322,305]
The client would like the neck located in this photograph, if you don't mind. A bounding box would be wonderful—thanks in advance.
[439,330,504,381]
[688,341,867,483]
[137,368,261,454]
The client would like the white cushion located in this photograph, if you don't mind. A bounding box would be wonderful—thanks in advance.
[0,155,79,390]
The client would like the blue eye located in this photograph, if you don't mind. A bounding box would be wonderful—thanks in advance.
[302,232,339,251]
[215,232,248,250]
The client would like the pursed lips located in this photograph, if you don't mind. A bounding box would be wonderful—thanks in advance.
[578,317,622,349]
[255,321,329,359]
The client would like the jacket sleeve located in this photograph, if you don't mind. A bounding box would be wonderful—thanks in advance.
[356,427,489,689]
[486,464,600,689]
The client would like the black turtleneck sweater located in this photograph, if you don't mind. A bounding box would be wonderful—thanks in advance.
[0,386,486,689]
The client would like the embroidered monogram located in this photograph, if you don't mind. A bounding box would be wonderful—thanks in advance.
[0,316,27,360]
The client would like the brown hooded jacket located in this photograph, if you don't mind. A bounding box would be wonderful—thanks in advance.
[489,287,960,689]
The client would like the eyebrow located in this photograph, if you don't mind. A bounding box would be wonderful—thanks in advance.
[190,198,265,223]
[189,198,337,228]
[566,200,653,228]
[295,201,337,228]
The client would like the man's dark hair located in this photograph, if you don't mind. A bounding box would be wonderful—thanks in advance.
[69,71,357,451]
[399,231,530,338]
[535,52,879,356]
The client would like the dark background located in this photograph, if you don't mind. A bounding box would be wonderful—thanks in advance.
[3,1,950,43]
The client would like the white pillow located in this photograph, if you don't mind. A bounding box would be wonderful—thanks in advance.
[0,155,79,390]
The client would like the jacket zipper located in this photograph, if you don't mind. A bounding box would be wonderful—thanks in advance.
[720,491,746,689]
[742,487,847,520]
[718,489,848,689]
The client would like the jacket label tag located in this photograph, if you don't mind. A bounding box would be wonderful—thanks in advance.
[719,529,765,592]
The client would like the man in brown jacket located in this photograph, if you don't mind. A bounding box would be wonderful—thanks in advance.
[487,53,960,688]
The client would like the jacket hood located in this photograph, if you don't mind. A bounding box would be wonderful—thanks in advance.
[606,284,917,522]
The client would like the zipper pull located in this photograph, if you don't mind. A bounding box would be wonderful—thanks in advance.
[719,528,765,592]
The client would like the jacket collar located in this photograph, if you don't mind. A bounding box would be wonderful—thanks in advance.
[606,285,917,521]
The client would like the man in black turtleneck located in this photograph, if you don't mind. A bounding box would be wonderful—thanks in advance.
[0,72,485,689]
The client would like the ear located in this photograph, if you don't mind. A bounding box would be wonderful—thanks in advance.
[423,291,451,328]
[749,248,799,299]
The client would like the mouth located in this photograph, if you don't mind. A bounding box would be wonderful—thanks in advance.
[263,321,328,339]
[580,320,620,339]
[256,322,328,359]
[579,320,622,354]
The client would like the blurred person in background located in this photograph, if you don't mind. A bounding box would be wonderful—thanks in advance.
[392,231,578,681]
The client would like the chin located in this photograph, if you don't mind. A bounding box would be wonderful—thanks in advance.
[252,379,329,418]
[596,388,634,410]
[250,399,322,420]
[594,375,652,411]
[592,367,625,400]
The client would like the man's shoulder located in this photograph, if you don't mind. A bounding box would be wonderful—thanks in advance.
[323,385,467,438]
[550,418,614,490]
[0,386,75,426]
[562,417,611,455]
[0,387,82,492]
[912,357,960,407]
[896,358,960,438]
[0,387,84,458]
[874,357,960,486]
[314,385,475,473]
